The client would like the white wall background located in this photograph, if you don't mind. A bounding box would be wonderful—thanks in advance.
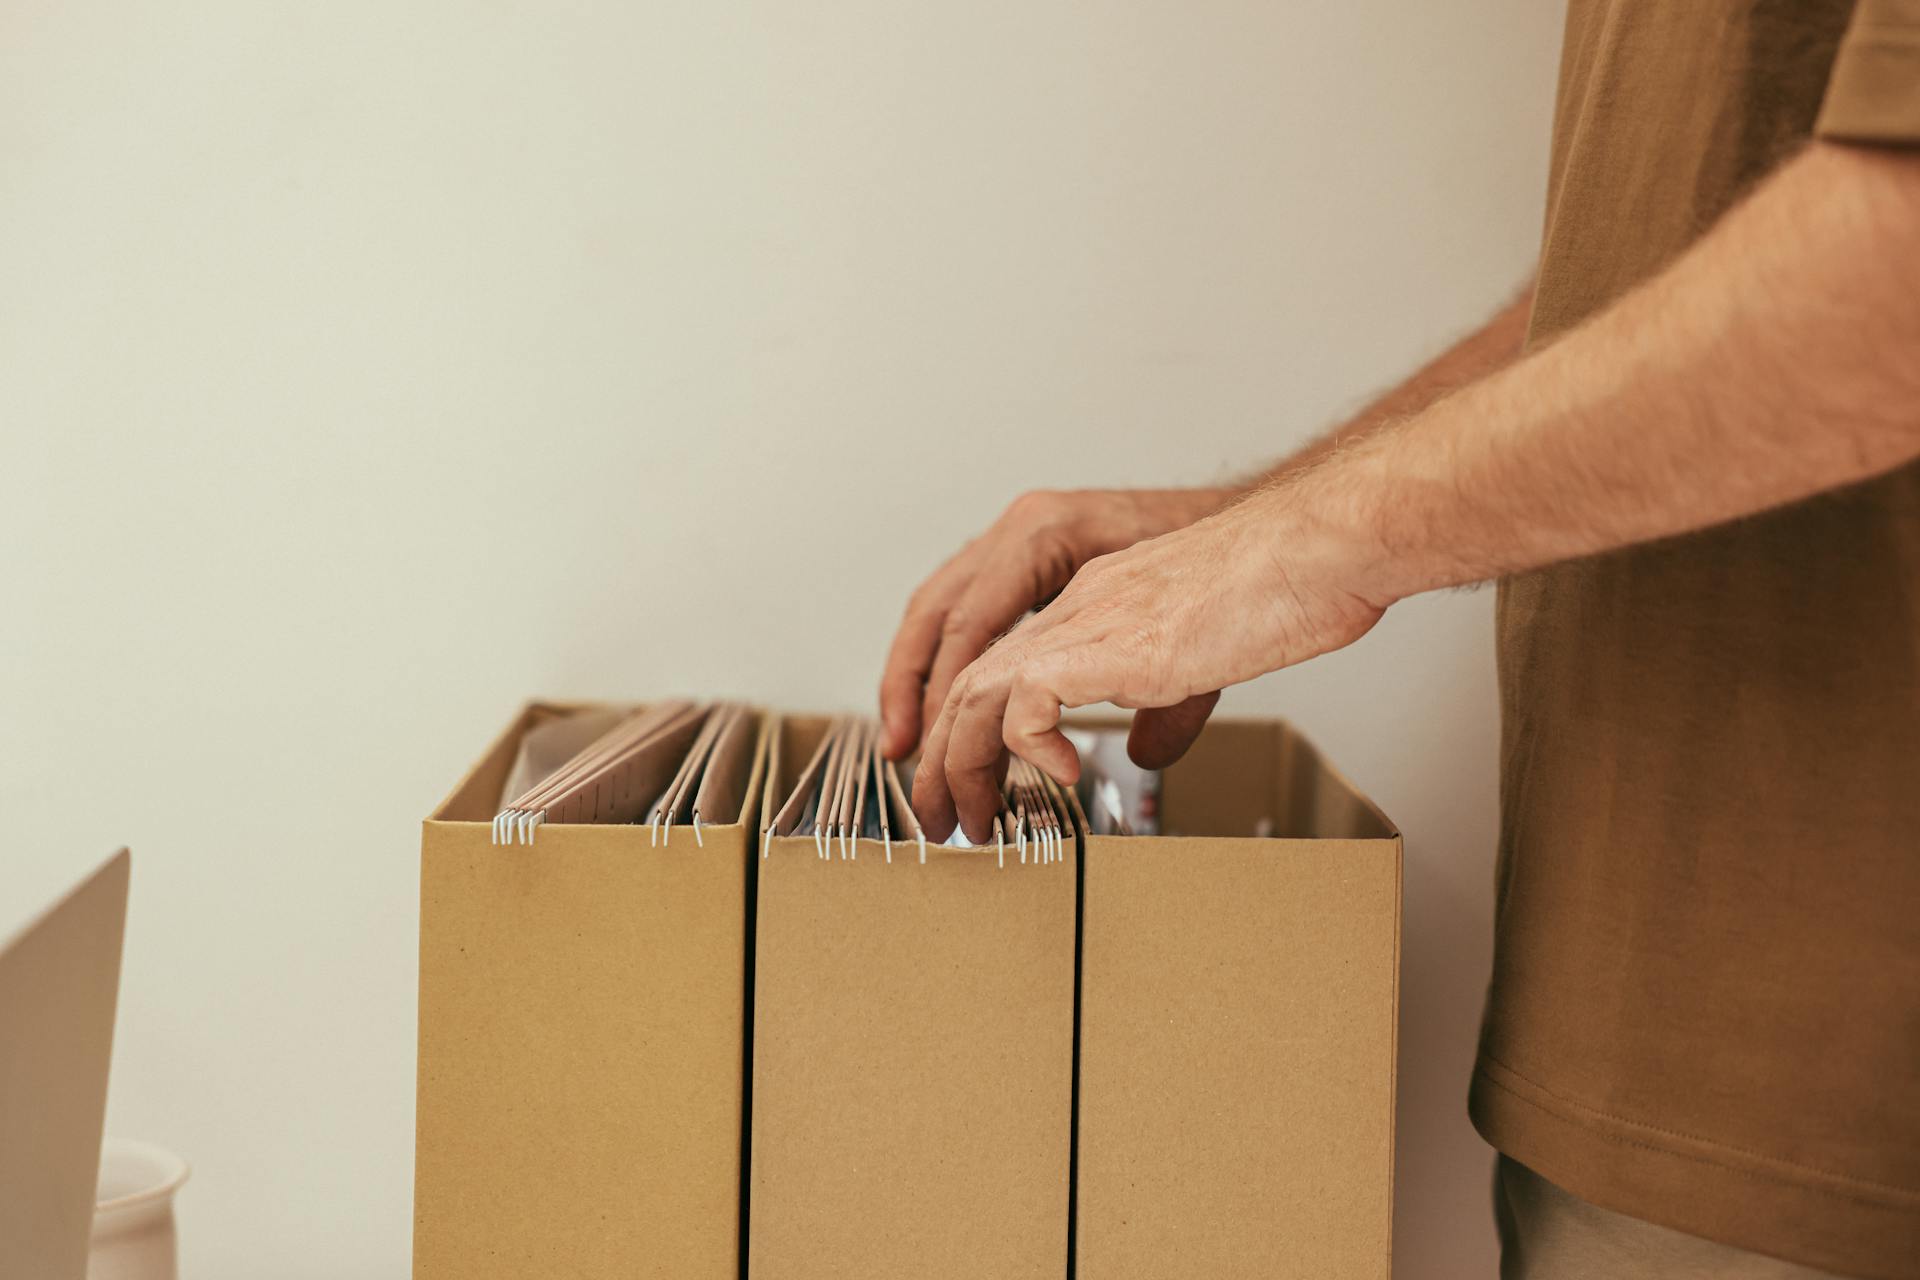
[2,2,1562,1275]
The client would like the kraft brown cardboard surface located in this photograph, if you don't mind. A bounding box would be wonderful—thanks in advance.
[0,849,128,1280]
[415,704,768,1280]
[418,705,1399,1280]
[748,715,1077,1280]
[1075,718,1401,1279]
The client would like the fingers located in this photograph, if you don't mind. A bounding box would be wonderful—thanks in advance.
[903,505,1288,844]
[920,629,983,757]
[1127,692,1220,770]
[879,604,945,758]
[878,553,976,759]
[915,653,1055,845]
[884,498,1094,761]
[923,640,1112,842]
[914,652,1201,845]
[942,669,1014,844]
[1005,673,1081,785]
[911,696,962,842]
[909,690,1011,845]
[915,566,1048,752]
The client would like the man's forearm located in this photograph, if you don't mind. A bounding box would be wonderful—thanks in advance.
[879,271,1529,758]
[1251,282,1535,484]
[1274,142,1920,603]
[1057,281,1534,521]
[909,142,1920,834]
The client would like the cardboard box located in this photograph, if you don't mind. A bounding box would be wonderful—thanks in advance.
[747,714,1078,1280]
[415,703,770,1280]
[1074,717,1401,1279]
[416,705,1397,1280]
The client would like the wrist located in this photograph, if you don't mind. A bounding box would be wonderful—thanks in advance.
[1244,451,1412,614]
[1103,486,1237,547]
[1155,485,1240,528]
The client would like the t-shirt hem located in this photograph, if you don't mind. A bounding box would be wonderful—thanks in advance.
[1469,1055,1920,1280]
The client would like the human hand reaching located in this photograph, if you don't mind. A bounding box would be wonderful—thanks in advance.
[910,491,1390,842]
[877,487,1232,761]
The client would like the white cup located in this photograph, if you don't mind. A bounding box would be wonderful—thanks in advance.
[90,1139,190,1280]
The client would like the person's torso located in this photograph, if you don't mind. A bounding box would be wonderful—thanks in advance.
[1487,0,1920,1262]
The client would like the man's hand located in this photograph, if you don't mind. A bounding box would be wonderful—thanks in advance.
[911,493,1388,842]
[876,289,1534,774]
[878,487,1231,760]
[913,142,1920,843]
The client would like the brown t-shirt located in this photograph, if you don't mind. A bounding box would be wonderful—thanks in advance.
[1471,3,1920,1277]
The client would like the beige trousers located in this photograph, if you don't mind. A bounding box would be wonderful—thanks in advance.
[1495,1157,1853,1279]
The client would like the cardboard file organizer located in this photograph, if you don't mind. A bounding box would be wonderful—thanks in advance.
[416,703,1401,1280]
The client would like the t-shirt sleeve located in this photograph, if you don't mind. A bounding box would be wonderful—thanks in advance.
[1815,0,1920,143]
